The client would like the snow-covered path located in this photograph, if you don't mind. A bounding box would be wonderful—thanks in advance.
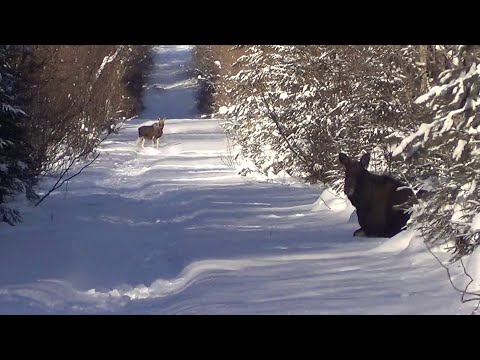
[0,46,473,314]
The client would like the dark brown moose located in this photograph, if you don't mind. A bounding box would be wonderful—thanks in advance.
[137,118,165,148]
[338,152,421,238]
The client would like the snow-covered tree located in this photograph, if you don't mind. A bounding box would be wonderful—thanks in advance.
[192,46,223,114]
[393,45,480,260]
[218,45,426,192]
[0,46,38,225]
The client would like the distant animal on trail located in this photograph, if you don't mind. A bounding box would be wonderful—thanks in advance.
[338,152,423,238]
[137,118,165,148]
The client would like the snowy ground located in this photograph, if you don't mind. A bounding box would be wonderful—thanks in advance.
[0,45,477,314]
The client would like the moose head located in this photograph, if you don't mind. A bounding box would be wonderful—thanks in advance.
[338,152,370,198]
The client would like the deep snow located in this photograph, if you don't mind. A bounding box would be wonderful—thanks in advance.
[0,45,477,314]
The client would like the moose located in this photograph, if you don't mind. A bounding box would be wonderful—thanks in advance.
[339,152,422,238]
[137,118,165,148]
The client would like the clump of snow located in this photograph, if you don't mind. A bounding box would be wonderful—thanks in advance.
[236,157,259,176]
[471,213,480,232]
[236,157,310,188]
[348,209,358,224]
[96,47,122,79]
[374,230,418,254]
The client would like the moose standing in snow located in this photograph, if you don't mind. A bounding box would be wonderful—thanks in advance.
[137,118,165,148]
[338,152,421,238]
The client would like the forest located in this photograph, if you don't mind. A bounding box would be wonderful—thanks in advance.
[192,45,480,261]
[1,45,152,224]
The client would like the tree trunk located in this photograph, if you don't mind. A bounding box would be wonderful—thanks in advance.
[419,45,429,93]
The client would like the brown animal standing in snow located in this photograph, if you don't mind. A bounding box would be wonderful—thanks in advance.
[137,118,165,148]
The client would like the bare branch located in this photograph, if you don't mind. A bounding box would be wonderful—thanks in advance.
[258,92,312,170]
[422,231,480,307]
[34,114,136,207]
[35,152,100,207]
[257,93,332,209]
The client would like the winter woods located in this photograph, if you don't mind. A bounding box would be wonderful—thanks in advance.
[0,46,36,225]
[393,45,480,260]
[0,45,152,224]
[193,45,479,260]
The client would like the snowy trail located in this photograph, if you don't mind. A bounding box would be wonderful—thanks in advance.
[0,46,473,314]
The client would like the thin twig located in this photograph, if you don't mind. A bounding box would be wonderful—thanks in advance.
[317,194,331,210]
[402,173,480,312]
[257,94,335,210]
[459,258,479,304]
[34,116,135,207]
[423,237,480,302]
[35,153,100,207]
[258,93,312,171]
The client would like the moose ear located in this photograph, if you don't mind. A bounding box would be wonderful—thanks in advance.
[338,153,349,166]
[360,152,370,169]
